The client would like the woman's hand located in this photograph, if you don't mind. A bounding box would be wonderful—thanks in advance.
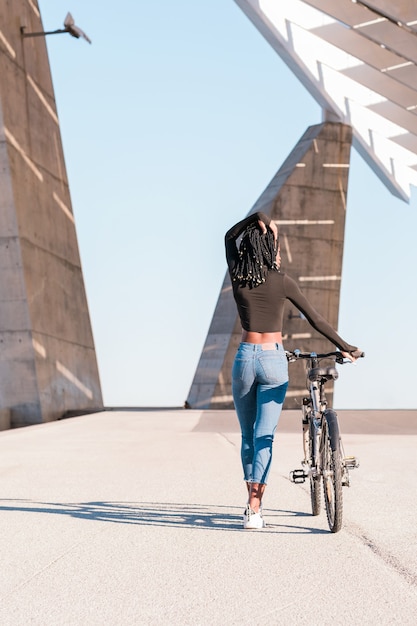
[341,349,364,362]
[269,220,278,242]
[258,219,267,235]
[258,219,278,242]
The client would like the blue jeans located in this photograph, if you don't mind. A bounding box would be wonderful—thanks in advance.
[232,343,288,484]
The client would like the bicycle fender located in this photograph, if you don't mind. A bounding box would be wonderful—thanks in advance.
[323,409,340,451]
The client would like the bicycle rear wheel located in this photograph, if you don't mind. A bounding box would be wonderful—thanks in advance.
[322,417,343,533]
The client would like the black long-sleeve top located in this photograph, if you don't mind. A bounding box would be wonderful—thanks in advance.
[225,212,357,353]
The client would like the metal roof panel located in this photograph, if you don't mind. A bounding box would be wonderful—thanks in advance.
[234,0,417,200]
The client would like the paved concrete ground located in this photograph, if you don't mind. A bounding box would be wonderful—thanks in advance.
[0,409,416,625]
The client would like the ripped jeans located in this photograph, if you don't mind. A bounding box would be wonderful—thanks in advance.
[232,342,288,484]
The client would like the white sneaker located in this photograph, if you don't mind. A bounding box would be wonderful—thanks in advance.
[243,505,265,529]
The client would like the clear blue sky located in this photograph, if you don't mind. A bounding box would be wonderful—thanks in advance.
[39,0,417,409]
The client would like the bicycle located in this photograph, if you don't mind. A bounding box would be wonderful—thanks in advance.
[287,349,364,533]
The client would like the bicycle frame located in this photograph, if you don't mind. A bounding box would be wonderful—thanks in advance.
[302,354,326,477]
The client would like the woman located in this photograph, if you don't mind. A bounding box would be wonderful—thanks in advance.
[225,211,361,529]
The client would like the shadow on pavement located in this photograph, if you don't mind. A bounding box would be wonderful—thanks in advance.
[0,499,328,534]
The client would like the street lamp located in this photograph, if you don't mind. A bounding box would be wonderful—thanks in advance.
[21,12,91,44]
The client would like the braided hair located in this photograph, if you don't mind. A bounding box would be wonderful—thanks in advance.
[232,222,279,289]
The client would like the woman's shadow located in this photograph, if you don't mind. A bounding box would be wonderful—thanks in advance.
[0,499,328,534]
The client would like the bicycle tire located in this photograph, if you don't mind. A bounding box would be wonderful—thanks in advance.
[308,421,321,516]
[322,416,343,533]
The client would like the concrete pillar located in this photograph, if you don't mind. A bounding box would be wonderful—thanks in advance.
[186,122,352,409]
[0,1,103,426]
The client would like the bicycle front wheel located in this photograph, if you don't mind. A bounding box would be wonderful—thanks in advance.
[310,476,321,516]
[308,422,321,516]
[322,417,343,533]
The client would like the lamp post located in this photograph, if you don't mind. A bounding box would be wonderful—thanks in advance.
[20,12,91,44]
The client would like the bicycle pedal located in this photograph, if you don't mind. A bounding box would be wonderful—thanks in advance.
[344,456,360,469]
[290,469,307,484]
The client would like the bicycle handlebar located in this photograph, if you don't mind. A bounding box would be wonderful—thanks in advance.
[350,349,365,359]
[286,349,365,364]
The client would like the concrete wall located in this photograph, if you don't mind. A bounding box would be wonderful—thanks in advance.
[0,0,103,427]
[186,122,352,409]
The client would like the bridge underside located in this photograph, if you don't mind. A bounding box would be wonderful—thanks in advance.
[187,121,352,410]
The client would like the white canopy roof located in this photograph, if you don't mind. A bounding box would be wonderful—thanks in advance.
[234,0,417,201]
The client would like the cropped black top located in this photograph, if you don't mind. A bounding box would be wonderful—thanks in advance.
[225,212,357,353]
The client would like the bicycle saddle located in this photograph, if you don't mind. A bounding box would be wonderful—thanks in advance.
[308,366,339,382]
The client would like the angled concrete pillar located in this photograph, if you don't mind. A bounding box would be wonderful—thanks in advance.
[0,1,103,427]
[186,122,352,409]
